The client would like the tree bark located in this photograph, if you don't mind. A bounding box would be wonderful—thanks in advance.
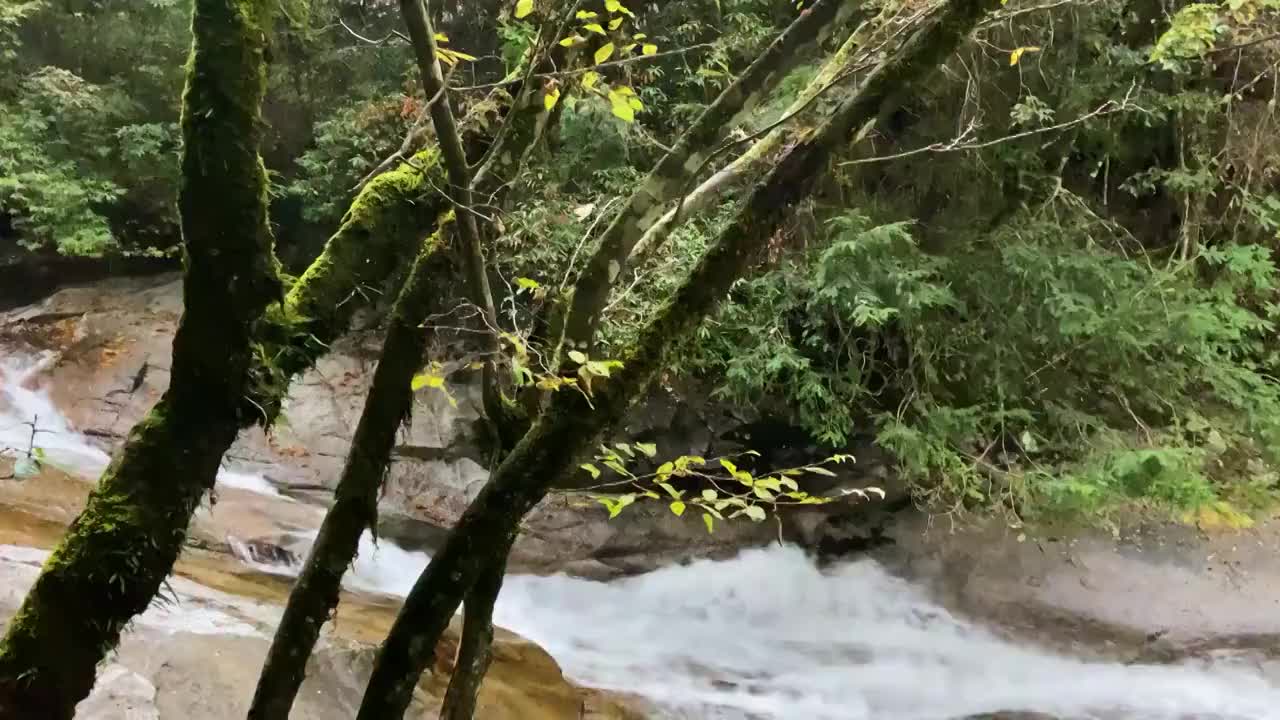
[630,23,869,261]
[249,3,563,716]
[247,220,455,720]
[355,0,997,716]
[560,0,859,351]
[438,556,507,720]
[0,0,281,716]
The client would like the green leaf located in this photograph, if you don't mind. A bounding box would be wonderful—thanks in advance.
[582,71,601,89]
[635,442,658,458]
[670,500,686,517]
[568,350,588,364]
[603,459,629,476]
[719,458,738,475]
[583,22,606,35]
[608,17,624,30]
[641,43,657,55]
[609,493,636,518]
[580,463,601,479]
[743,505,767,522]
[806,466,838,477]
[515,0,534,19]
[702,512,715,533]
[657,481,682,499]
[615,442,634,457]
[701,488,718,501]
[753,486,775,501]
[656,461,674,478]
[594,42,615,65]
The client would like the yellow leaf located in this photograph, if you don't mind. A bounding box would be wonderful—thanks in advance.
[434,32,449,43]
[583,22,606,35]
[608,17,624,30]
[544,86,560,111]
[515,0,533,19]
[628,97,643,111]
[605,0,634,16]
[410,373,445,391]
[608,89,634,122]
[670,500,686,517]
[559,35,584,47]
[575,9,597,18]
[642,43,657,55]
[1009,46,1041,66]
[442,49,477,63]
[620,42,638,55]
[582,71,600,89]
[594,42,615,64]
[612,84,635,96]
[633,32,646,39]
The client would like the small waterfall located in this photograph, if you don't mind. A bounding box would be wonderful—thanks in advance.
[235,532,1280,720]
[0,351,282,497]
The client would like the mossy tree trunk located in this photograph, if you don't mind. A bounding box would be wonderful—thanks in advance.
[246,218,455,720]
[0,0,281,716]
[355,0,997,716]
[0,8,467,719]
[249,2,565,716]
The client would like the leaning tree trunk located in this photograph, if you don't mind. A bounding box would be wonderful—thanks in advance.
[630,21,871,261]
[438,556,507,720]
[0,15,462,720]
[559,0,860,352]
[248,1,564,715]
[246,219,455,720]
[355,0,997,716]
[0,0,281,716]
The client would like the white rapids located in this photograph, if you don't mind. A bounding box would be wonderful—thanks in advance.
[0,351,282,496]
[4,350,1280,719]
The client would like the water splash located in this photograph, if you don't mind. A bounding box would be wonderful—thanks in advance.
[244,530,1279,720]
[0,351,282,497]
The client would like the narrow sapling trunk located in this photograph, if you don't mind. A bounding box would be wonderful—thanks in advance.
[438,557,507,720]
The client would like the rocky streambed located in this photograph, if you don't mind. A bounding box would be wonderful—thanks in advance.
[5,275,1280,719]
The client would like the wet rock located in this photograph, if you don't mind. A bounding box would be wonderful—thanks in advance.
[0,276,899,576]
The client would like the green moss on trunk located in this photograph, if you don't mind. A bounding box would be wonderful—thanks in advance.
[0,0,279,715]
[247,214,455,720]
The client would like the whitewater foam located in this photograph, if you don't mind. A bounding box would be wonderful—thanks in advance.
[0,351,283,497]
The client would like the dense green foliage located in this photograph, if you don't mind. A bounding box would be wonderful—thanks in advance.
[4,0,1279,523]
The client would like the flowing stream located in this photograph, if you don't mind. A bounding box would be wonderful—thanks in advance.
[3,352,1280,719]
